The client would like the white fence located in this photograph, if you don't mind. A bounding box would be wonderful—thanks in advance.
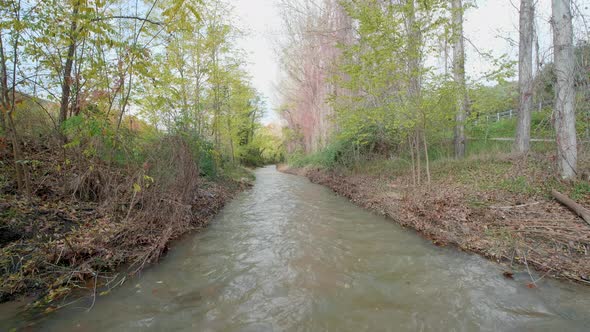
[488,109,515,122]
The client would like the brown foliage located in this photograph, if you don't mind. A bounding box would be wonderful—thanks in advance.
[281,158,590,285]
[0,136,247,305]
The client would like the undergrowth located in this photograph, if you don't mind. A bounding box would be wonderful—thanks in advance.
[0,128,252,308]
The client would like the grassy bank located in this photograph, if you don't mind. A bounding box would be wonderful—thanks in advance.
[279,148,590,285]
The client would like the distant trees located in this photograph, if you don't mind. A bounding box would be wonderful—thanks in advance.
[277,0,352,153]
[134,0,269,165]
[277,0,586,181]
[0,0,278,196]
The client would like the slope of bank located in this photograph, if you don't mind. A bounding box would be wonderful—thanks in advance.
[0,137,253,309]
[279,153,590,285]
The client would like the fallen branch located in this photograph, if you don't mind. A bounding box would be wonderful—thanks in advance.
[551,189,590,226]
[87,271,98,312]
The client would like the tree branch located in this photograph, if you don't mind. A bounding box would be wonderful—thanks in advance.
[91,16,163,26]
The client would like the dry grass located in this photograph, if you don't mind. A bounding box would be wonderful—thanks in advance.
[0,136,250,307]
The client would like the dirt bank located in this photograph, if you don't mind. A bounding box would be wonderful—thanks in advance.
[0,179,250,308]
[0,137,252,308]
[278,156,590,285]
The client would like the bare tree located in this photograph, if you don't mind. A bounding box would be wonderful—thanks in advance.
[452,0,468,159]
[515,0,535,153]
[58,0,81,127]
[278,0,351,153]
[552,0,577,179]
[0,32,9,133]
[1,0,30,195]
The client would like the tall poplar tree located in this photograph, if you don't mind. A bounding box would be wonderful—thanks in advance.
[452,0,468,159]
[514,0,534,153]
[552,0,577,178]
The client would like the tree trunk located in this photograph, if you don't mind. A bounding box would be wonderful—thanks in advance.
[406,0,421,106]
[0,107,4,132]
[452,0,467,159]
[552,0,577,179]
[0,102,4,133]
[551,189,590,225]
[212,51,221,151]
[406,0,423,186]
[535,25,543,113]
[423,130,431,184]
[408,135,416,186]
[58,1,80,126]
[227,117,235,164]
[0,32,9,133]
[515,0,534,153]
[415,131,421,186]
[2,11,30,196]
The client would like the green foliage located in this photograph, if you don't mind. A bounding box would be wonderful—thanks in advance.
[197,140,219,178]
[468,108,555,141]
[281,0,522,173]
[571,181,590,201]
[239,145,265,167]
[469,81,517,118]
[498,175,537,195]
[288,140,355,169]
[239,125,285,167]
[62,113,115,159]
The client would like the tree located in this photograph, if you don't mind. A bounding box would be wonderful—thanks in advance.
[452,0,468,159]
[135,0,266,167]
[0,0,31,195]
[58,0,81,126]
[514,0,534,153]
[406,0,427,183]
[278,0,351,153]
[552,0,576,179]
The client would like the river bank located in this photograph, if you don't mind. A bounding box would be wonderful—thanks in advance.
[7,166,590,331]
[278,153,590,285]
[0,137,253,309]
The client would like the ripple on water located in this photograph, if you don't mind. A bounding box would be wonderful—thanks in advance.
[5,166,590,332]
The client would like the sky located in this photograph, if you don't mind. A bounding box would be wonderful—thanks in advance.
[233,0,283,125]
[232,0,589,125]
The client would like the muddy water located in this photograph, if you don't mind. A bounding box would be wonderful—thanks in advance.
[5,166,590,331]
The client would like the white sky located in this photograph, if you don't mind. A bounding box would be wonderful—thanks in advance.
[232,0,589,124]
[233,0,283,124]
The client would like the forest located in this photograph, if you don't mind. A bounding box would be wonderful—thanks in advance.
[0,0,282,306]
[279,0,588,179]
[277,0,590,285]
[1,0,590,321]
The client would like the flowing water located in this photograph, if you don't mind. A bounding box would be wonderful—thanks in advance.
[3,166,590,331]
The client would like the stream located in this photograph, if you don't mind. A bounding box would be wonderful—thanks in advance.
[3,166,590,331]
